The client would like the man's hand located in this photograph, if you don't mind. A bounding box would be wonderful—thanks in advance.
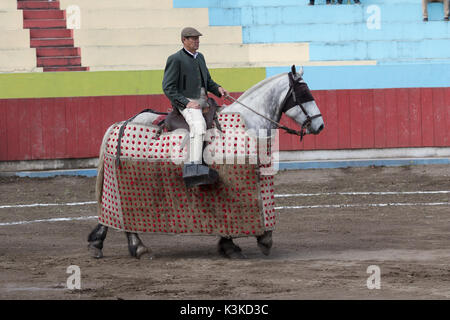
[218,87,229,97]
[186,100,201,109]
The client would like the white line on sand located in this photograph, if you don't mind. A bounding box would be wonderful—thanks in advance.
[0,201,97,209]
[0,216,98,226]
[1,190,448,226]
[1,202,448,227]
[275,191,450,198]
[275,202,449,210]
[2,191,448,209]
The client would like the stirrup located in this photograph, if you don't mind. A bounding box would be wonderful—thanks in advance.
[183,163,219,188]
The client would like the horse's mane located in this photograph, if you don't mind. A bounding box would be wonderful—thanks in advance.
[237,72,287,100]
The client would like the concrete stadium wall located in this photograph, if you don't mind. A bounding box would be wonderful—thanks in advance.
[0,0,41,72]
[57,0,311,70]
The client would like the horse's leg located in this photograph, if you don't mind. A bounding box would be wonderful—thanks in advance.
[126,232,152,259]
[87,223,108,259]
[256,231,273,256]
[217,237,246,259]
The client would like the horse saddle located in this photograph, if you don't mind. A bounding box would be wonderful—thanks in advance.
[164,98,221,188]
[164,97,221,132]
[116,98,221,188]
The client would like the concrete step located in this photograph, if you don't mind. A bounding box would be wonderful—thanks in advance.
[17,1,60,10]
[81,43,309,71]
[37,56,81,67]
[243,21,450,43]
[23,9,65,20]
[36,47,80,57]
[206,3,447,27]
[0,48,39,73]
[72,8,210,29]
[0,11,24,30]
[0,30,30,49]
[31,38,74,47]
[174,0,429,8]
[4,0,19,10]
[72,26,242,46]
[310,39,450,61]
[24,19,67,29]
[30,28,73,39]
[43,66,89,72]
[59,0,173,10]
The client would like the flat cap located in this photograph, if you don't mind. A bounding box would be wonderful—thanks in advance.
[181,27,202,37]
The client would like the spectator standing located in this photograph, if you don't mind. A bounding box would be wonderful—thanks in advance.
[337,0,361,4]
[309,1,332,5]
[308,1,361,5]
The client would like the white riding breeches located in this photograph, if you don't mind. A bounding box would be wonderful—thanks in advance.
[181,88,208,164]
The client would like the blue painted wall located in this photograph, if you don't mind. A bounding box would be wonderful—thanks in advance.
[174,0,450,90]
[267,63,450,90]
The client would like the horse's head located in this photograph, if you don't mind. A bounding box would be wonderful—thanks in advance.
[279,65,324,136]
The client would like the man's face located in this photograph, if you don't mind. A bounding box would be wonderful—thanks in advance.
[183,36,200,53]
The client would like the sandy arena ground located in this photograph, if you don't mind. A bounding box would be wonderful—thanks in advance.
[0,165,449,300]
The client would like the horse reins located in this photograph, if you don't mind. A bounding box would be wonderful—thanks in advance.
[224,71,322,141]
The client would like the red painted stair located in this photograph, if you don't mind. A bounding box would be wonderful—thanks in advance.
[37,56,81,67]
[18,1,60,10]
[36,47,80,57]
[30,29,73,39]
[43,66,89,72]
[23,9,65,19]
[24,19,67,29]
[17,0,89,72]
[30,38,74,48]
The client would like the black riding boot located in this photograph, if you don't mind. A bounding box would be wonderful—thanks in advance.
[183,162,219,188]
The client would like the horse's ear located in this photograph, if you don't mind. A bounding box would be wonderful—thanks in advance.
[291,65,296,74]
[298,66,304,77]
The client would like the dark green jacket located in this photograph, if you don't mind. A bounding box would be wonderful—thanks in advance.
[162,48,222,111]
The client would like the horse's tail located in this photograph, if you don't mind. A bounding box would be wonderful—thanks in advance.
[95,149,104,216]
[96,123,118,215]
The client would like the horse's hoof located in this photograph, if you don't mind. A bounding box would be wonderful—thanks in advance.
[257,232,273,256]
[129,245,153,260]
[226,250,247,260]
[218,247,246,259]
[135,245,153,260]
[257,242,272,256]
[88,242,103,259]
[218,238,246,259]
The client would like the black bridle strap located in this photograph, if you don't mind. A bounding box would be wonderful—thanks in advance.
[224,95,302,133]
[282,72,322,140]
[225,72,322,140]
[287,72,312,117]
[226,72,323,141]
[224,94,307,140]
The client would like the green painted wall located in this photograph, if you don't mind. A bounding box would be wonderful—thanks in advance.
[0,68,266,99]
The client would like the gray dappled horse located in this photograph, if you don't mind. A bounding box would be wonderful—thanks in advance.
[88,66,324,259]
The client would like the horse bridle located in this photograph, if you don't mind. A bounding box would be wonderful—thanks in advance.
[225,65,322,141]
[279,66,322,140]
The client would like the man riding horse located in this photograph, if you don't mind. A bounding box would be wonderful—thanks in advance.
[162,27,229,188]
[87,26,325,259]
